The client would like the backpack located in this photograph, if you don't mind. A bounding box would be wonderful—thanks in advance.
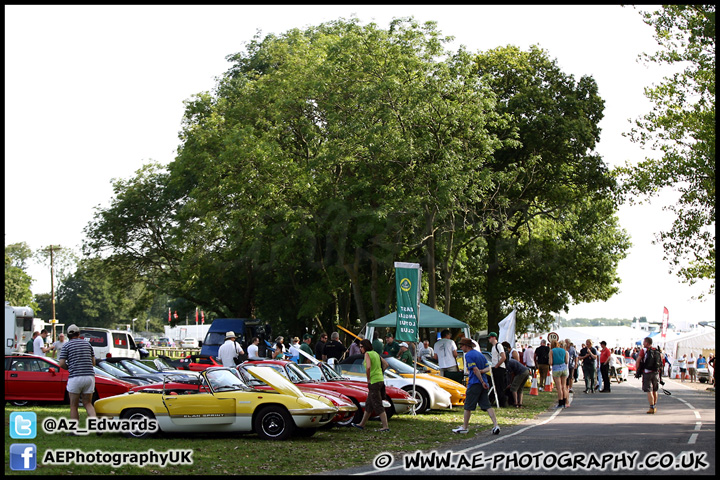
[642,347,662,373]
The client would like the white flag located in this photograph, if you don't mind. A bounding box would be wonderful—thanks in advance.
[498,309,517,349]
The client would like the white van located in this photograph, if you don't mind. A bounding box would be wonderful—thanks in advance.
[78,327,141,360]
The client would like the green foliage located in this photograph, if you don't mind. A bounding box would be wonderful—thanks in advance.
[5,243,36,309]
[83,18,629,337]
[621,5,715,292]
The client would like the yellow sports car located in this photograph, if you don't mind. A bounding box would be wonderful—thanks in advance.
[93,366,337,440]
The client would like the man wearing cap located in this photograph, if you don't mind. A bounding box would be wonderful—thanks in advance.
[397,342,413,366]
[488,332,508,408]
[299,334,314,363]
[452,338,500,435]
[218,331,244,367]
[384,333,400,358]
[58,324,97,424]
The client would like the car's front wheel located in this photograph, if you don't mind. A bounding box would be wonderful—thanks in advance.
[254,406,295,440]
[401,386,430,414]
[9,400,30,407]
[120,408,157,439]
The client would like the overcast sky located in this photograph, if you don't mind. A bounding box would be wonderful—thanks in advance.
[5,5,714,326]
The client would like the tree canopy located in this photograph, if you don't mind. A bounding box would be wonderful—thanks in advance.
[84,18,628,336]
[622,5,715,293]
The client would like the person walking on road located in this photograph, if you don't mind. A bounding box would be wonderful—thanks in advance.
[599,341,612,393]
[636,336,663,414]
[579,339,598,393]
[534,340,550,390]
[549,339,569,408]
[452,338,500,435]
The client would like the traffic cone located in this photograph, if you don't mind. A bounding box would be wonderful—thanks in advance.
[529,372,539,396]
[544,370,554,392]
[674,369,680,379]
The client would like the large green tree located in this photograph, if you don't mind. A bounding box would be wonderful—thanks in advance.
[622,5,715,292]
[85,18,629,337]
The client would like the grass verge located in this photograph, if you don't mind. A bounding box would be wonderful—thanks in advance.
[5,392,557,475]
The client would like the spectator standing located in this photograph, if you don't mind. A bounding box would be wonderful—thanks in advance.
[34,330,50,358]
[372,332,384,354]
[488,332,507,408]
[523,344,536,379]
[247,337,260,358]
[348,335,363,357]
[678,354,687,382]
[599,341,613,393]
[299,334,314,362]
[314,333,328,360]
[416,339,434,361]
[697,354,707,370]
[288,337,302,362]
[384,334,400,358]
[218,331,243,367]
[549,339,569,408]
[579,339,598,393]
[272,336,286,359]
[26,332,37,353]
[351,339,390,432]
[452,338,500,435]
[534,340,550,390]
[433,329,458,375]
[52,333,67,359]
[323,332,346,363]
[58,324,97,424]
[687,353,697,382]
[566,340,578,393]
[397,342,413,366]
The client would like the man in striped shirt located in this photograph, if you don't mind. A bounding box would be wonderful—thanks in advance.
[58,324,97,422]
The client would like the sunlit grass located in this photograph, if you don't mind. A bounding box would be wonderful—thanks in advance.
[5,392,556,475]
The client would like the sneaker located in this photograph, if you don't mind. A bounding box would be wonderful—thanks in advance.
[646,407,656,414]
[452,426,469,434]
[492,426,500,435]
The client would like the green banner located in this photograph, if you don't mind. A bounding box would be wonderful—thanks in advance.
[395,262,421,343]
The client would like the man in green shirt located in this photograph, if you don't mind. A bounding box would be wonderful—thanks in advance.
[26,332,38,354]
[397,342,414,366]
[299,334,314,363]
[385,334,400,358]
[372,332,384,354]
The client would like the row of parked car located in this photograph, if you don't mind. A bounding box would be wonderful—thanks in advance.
[4,349,469,440]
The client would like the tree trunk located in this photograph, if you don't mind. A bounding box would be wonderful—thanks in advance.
[425,209,437,309]
[485,235,503,334]
[343,247,367,324]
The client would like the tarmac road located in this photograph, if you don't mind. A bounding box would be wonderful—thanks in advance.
[323,375,715,475]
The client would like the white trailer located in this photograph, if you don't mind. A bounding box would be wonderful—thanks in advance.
[4,303,35,355]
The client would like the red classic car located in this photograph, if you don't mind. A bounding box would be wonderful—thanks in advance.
[159,354,222,371]
[5,354,135,406]
[242,359,396,426]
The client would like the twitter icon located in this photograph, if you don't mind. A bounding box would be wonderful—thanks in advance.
[10,412,37,439]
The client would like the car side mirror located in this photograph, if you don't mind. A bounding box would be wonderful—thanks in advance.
[48,367,56,375]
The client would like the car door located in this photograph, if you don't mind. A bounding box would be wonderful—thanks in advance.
[6,357,68,401]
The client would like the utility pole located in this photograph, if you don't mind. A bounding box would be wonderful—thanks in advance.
[44,245,62,342]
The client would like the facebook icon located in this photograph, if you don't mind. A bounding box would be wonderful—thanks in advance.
[10,444,37,471]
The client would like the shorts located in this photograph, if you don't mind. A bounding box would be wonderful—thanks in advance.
[464,382,491,411]
[552,365,568,377]
[67,376,95,395]
[680,368,686,373]
[509,370,530,392]
[642,372,659,392]
[366,381,386,416]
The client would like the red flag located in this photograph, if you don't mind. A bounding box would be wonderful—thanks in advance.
[195,308,199,325]
[201,310,205,324]
[174,311,178,320]
[168,307,171,323]
[661,307,669,339]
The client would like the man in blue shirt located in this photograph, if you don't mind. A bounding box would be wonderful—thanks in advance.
[452,338,500,435]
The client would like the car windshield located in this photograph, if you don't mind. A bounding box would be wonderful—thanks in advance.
[285,363,315,383]
[384,356,415,374]
[127,359,160,373]
[118,360,148,375]
[319,362,346,380]
[98,361,131,377]
[296,364,324,381]
[206,369,247,392]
